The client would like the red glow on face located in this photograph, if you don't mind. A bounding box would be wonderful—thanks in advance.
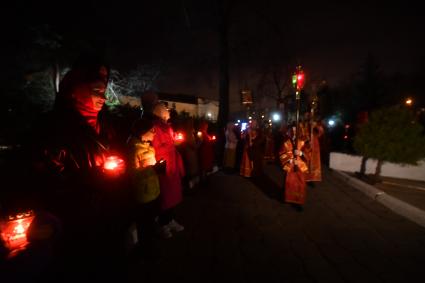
[174,132,185,142]
[103,155,125,174]
[1,211,35,252]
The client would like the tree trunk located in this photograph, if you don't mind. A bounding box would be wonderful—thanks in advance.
[360,156,368,175]
[216,0,230,166]
[375,159,383,178]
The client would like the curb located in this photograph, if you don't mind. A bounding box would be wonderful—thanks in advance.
[332,170,425,229]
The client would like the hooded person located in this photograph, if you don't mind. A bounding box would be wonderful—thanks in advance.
[27,54,129,280]
[36,54,115,174]
[55,54,109,133]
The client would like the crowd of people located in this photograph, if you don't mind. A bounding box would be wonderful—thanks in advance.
[0,53,327,281]
[222,115,327,211]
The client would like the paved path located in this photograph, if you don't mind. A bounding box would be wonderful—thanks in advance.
[128,165,425,283]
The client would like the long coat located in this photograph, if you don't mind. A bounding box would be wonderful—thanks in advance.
[151,119,185,210]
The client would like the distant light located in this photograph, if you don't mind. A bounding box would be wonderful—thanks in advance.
[345,124,350,129]
[405,98,413,106]
[237,120,241,123]
[248,116,252,120]
[234,123,239,126]
[344,135,348,140]
[272,113,281,122]
[207,112,212,117]
[241,122,247,131]
[269,119,272,123]
[328,119,335,127]
[261,115,265,118]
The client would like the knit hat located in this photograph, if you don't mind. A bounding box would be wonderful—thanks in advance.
[131,118,154,137]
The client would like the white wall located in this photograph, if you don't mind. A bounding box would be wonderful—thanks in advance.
[330,152,425,181]
[165,101,198,117]
[197,98,219,122]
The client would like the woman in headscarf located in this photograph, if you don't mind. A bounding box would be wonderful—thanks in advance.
[29,53,128,279]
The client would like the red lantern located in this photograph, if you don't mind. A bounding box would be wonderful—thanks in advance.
[103,155,125,175]
[0,210,35,253]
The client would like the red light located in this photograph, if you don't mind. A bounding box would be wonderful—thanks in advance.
[0,211,35,253]
[211,135,216,141]
[174,132,185,142]
[344,135,348,140]
[345,124,350,129]
[296,72,305,90]
[103,155,125,175]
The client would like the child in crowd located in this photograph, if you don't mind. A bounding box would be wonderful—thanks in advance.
[127,118,165,259]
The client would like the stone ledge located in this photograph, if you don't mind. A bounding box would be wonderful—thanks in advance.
[332,170,425,228]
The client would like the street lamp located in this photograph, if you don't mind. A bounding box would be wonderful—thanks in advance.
[272,113,281,122]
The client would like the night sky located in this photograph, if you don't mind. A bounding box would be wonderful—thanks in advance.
[4,0,425,110]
